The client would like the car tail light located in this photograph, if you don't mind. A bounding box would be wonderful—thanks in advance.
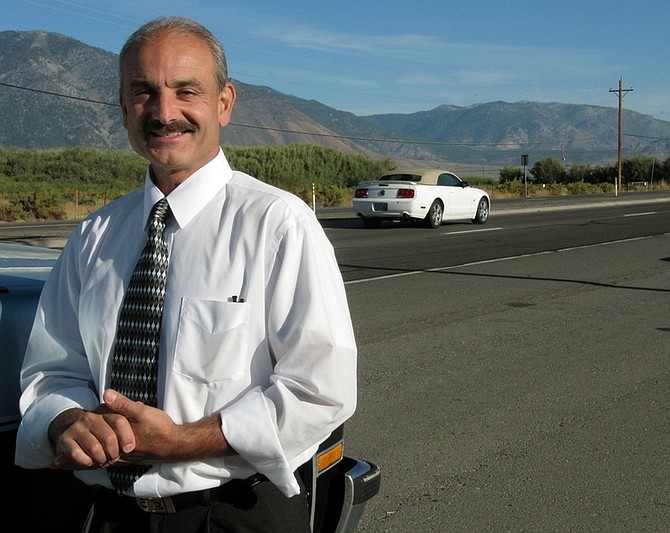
[397,188,415,199]
[355,189,369,198]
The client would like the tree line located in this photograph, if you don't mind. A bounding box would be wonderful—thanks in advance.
[500,155,669,187]
[0,145,392,221]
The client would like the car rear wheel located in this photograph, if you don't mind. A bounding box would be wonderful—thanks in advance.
[361,217,383,228]
[472,198,489,224]
[424,200,443,228]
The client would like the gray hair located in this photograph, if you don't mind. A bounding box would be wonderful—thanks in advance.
[119,16,229,92]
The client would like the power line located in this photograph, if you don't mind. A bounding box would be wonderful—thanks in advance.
[229,121,597,147]
[0,81,119,107]
[624,132,670,141]
[1,80,661,150]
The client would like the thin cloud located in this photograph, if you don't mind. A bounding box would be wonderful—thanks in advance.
[257,23,613,83]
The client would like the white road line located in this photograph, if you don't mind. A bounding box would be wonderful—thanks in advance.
[344,233,664,285]
[623,212,656,217]
[442,227,503,235]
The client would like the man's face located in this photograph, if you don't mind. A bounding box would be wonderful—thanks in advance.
[120,31,235,189]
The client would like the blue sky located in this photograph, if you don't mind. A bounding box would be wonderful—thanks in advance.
[3,0,669,120]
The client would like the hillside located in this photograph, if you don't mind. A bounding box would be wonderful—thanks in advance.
[2,29,670,169]
[0,30,126,149]
[364,101,670,166]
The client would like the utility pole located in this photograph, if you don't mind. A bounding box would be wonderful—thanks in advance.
[609,78,633,194]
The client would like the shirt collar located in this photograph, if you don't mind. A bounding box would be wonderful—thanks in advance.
[142,149,233,229]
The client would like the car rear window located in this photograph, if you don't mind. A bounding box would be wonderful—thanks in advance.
[379,173,422,182]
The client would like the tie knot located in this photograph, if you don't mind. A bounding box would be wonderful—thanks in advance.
[151,198,170,222]
[148,198,170,236]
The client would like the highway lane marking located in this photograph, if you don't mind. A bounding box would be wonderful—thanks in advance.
[442,227,503,235]
[344,233,666,285]
[623,212,656,217]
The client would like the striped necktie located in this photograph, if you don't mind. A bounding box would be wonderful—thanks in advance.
[108,197,170,493]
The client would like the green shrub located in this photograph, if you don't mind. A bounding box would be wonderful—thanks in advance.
[1,146,668,219]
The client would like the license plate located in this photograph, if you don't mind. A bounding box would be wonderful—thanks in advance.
[373,203,388,211]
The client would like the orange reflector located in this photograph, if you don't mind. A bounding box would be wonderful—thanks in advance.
[317,442,343,473]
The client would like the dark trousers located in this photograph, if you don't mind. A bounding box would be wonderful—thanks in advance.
[87,476,311,533]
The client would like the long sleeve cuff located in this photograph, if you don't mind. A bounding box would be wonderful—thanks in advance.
[219,386,308,497]
[15,387,99,468]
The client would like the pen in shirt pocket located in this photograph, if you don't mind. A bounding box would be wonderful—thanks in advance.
[231,295,245,303]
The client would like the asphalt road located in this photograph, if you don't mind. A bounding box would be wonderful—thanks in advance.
[328,196,670,532]
[2,191,670,532]
[2,190,670,249]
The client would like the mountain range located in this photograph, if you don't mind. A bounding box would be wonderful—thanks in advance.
[2,29,670,173]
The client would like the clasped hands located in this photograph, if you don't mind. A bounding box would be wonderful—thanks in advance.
[49,388,179,470]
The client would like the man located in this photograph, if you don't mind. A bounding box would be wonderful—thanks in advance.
[16,16,357,533]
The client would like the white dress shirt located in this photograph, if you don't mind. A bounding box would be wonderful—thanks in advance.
[15,150,357,498]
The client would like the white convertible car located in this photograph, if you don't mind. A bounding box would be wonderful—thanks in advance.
[353,168,491,228]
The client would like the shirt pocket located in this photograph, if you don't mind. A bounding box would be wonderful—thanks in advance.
[173,297,250,383]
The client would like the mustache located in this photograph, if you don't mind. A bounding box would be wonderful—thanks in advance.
[142,120,198,135]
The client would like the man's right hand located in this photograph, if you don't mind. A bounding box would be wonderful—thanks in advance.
[48,406,137,470]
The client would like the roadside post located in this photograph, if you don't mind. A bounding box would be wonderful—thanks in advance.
[521,154,528,198]
[312,182,316,214]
